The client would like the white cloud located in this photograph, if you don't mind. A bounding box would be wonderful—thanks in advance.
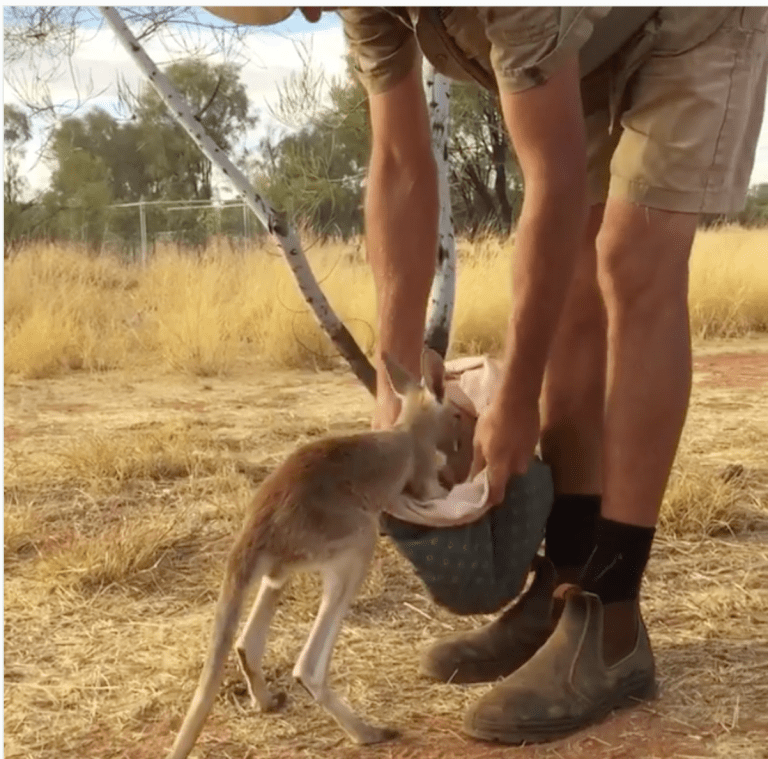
[5,9,768,201]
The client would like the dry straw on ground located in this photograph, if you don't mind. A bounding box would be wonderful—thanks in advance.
[5,356,768,759]
[4,231,768,758]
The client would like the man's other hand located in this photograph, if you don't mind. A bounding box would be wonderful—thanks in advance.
[470,395,540,506]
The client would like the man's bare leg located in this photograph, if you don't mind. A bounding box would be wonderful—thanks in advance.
[540,204,606,584]
[577,198,696,663]
[541,203,607,496]
[596,199,696,528]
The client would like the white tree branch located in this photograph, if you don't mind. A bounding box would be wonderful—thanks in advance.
[424,63,456,359]
[100,6,377,393]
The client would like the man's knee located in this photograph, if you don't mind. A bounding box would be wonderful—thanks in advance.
[563,275,605,336]
[596,199,697,317]
[556,203,606,337]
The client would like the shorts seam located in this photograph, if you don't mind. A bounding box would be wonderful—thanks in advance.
[702,49,740,206]
[608,176,746,214]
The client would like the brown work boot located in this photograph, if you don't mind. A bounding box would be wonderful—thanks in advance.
[419,555,558,684]
[462,585,656,743]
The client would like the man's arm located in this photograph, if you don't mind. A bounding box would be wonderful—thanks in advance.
[366,65,439,427]
[498,54,588,407]
[472,55,590,502]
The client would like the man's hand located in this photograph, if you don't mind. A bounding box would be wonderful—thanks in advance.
[470,395,540,506]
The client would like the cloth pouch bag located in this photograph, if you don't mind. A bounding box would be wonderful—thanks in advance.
[381,458,554,615]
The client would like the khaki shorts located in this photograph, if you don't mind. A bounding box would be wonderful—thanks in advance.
[342,7,768,215]
[586,7,768,214]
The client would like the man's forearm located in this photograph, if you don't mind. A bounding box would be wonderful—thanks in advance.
[366,150,439,390]
[498,184,588,409]
[493,56,590,415]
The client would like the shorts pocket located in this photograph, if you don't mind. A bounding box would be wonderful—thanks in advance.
[739,7,768,33]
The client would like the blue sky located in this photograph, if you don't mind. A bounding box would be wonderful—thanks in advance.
[4,7,768,199]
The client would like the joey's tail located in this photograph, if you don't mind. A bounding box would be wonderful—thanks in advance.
[167,549,270,759]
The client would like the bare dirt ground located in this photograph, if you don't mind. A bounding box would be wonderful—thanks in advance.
[4,340,768,759]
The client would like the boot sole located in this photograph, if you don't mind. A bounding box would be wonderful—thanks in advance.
[463,671,657,744]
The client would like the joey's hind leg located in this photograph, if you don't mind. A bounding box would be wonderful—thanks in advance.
[293,530,398,744]
[235,573,286,712]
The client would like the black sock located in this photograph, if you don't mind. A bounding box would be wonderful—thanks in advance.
[579,517,655,604]
[544,494,601,571]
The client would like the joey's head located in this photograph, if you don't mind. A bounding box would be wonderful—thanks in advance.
[382,348,445,439]
[382,348,454,498]
[382,350,480,491]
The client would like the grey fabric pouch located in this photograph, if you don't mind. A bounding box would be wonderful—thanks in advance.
[382,459,554,616]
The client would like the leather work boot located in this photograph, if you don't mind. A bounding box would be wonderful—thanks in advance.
[419,555,558,684]
[462,585,657,744]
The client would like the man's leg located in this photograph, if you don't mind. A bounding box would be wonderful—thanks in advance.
[595,199,695,527]
[419,206,608,684]
[463,198,696,742]
[576,198,696,662]
[540,203,607,584]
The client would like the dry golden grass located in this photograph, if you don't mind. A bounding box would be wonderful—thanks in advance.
[6,227,768,379]
[660,462,768,538]
[689,227,768,338]
[4,240,377,379]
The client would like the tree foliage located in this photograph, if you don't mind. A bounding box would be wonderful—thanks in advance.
[253,56,524,240]
[253,53,369,240]
[4,103,32,204]
[4,104,40,249]
[26,58,256,250]
[131,58,256,201]
[450,83,522,236]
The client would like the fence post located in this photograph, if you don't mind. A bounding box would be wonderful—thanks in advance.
[139,197,148,266]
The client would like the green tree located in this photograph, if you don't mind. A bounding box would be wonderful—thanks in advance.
[38,57,256,250]
[740,183,768,226]
[43,115,114,248]
[131,57,257,247]
[134,58,256,201]
[4,103,37,249]
[4,103,32,205]
[449,83,521,236]
[253,56,370,239]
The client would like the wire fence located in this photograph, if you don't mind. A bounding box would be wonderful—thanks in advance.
[103,197,263,264]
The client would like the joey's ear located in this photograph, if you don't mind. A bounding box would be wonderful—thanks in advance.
[421,347,445,403]
[382,352,418,399]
